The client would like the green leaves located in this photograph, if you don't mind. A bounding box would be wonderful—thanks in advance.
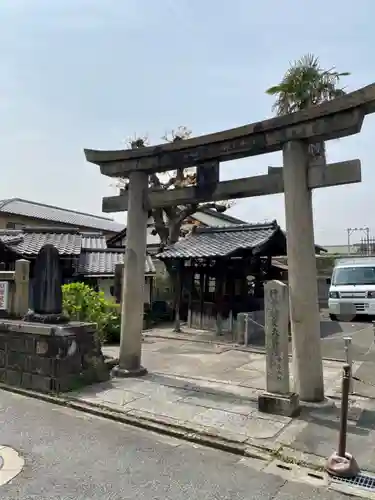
[266,54,351,116]
[62,282,120,344]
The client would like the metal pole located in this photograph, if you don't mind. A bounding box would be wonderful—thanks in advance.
[347,228,351,254]
[366,227,370,255]
[338,364,351,458]
[344,337,353,394]
[244,313,249,346]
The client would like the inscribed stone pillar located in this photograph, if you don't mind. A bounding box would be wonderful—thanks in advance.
[264,280,289,394]
[282,140,324,402]
[113,170,148,377]
[258,280,300,417]
[14,259,30,317]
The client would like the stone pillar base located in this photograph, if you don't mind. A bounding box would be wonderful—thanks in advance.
[111,365,148,378]
[258,392,300,417]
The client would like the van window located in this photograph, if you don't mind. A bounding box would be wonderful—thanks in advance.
[332,266,375,285]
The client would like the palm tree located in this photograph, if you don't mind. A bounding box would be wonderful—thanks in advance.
[266,54,350,162]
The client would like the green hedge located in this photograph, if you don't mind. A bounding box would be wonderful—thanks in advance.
[62,282,120,344]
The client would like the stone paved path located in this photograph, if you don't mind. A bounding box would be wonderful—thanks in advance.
[144,316,375,362]
[69,331,375,473]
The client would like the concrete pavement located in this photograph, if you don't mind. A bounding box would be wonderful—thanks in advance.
[0,390,352,499]
[142,315,375,361]
[66,329,375,482]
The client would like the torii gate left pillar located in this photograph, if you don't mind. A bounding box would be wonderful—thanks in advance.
[111,170,149,377]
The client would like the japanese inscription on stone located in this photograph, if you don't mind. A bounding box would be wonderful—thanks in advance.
[264,280,290,395]
[0,281,9,310]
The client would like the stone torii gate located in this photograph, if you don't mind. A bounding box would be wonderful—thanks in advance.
[84,83,375,402]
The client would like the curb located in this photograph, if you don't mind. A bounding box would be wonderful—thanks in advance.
[0,382,333,473]
[0,382,303,466]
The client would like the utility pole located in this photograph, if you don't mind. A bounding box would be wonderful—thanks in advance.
[346,227,370,255]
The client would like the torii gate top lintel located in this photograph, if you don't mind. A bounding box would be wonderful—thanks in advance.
[84,82,375,178]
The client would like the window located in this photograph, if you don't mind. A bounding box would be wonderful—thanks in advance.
[333,266,375,286]
[208,277,216,293]
[6,222,24,230]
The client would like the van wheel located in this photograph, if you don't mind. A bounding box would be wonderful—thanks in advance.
[329,314,338,321]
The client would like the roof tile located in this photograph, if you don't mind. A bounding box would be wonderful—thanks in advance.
[78,250,155,276]
[0,228,82,256]
[157,221,281,259]
[81,232,107,250]
[0,227,108,256]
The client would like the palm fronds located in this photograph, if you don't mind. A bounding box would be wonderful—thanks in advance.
[266,54,350,115]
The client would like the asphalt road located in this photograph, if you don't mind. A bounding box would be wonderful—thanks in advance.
[0,391,350,499]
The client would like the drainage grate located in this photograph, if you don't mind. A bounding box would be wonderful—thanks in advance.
[332,472,375,491]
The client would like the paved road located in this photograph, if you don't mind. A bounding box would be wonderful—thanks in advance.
[0,391,350,499]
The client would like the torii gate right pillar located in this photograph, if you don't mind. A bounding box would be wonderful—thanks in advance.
[283,140,324,401]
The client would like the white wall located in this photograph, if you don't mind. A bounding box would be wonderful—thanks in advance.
[97,277,151,304]
[98,279,114,301]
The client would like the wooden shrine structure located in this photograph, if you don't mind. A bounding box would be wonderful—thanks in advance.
[84,82,375,402]
[157,221,325,335]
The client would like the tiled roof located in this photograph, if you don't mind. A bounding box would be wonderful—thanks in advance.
[81,232,107,250]
[0,198,124,233]
[0,228,82,256]
[157,221,283,259]
[78,250,156,276]
[0,227,107,256]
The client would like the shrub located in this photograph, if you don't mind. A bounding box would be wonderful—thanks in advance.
[62,282,120,344]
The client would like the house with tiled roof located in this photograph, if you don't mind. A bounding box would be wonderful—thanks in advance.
[0,202,246,308]
[0,198,124,235]
[0,226,155,306]
[157,221,326,335]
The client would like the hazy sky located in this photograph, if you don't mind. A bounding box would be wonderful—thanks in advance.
[0,0,373,245]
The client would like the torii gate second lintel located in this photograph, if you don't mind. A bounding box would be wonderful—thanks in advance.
[102,159,361,213]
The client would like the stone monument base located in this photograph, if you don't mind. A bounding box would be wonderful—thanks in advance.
[0,319,110,393]
[111,365,148,378]
[23,311,69,324]
[258,391,300,417]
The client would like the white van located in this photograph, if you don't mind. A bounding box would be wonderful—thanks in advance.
[328,257,375,321]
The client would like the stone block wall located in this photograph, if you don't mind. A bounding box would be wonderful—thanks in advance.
[0,320,109,393]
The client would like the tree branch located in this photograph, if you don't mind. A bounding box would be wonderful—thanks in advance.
[152,207,169,245]
[176,204,198,225]
[149,174,161,187]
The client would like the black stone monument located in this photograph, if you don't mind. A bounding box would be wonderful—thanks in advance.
[0,244,110,393]
[25,244,68,324]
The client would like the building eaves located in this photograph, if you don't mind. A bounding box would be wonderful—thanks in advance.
[157,221,281,259]
[0,198,124,233]
[0,227,82,256]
